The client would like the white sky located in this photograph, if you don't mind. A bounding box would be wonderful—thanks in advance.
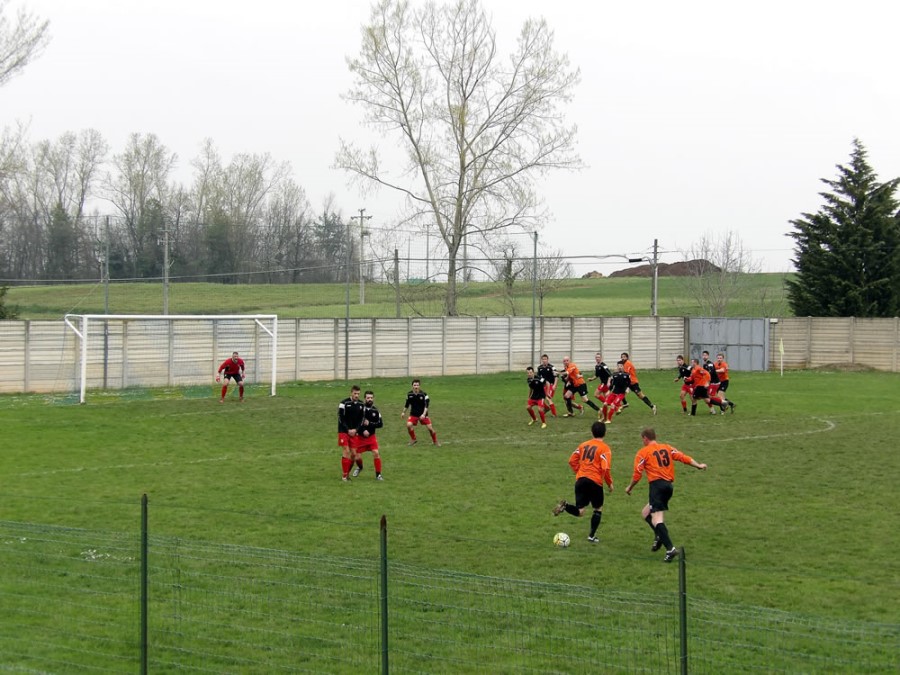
[3,0,899,274]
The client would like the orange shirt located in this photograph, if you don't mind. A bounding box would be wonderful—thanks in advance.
[716,360,730,382]
[690,364,710,387]
[622,359,638,385]
[631,442,694,484]
[564,362,585,387]
[569,438,613,488]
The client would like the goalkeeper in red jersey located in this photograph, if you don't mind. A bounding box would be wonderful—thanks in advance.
[216,351,246,403]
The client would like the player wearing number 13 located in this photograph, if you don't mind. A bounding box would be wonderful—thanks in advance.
[625,428,708,562]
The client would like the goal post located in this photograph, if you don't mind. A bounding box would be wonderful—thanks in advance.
[63,314,278,404]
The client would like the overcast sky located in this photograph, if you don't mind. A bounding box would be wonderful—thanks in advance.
[4,0,899,274]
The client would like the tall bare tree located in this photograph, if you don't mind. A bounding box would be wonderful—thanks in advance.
[680,230,761,316]
[105,133,176,277]
[0,0,49,87]
[336,0,581,315]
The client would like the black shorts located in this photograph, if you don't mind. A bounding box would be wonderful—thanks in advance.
[571,383,588,397]
[692,385,708,399]
[574,476,604,510]
[628,382,643,394]
[648,479,674,513]
[718,380,729,392]
[224,373,243,383]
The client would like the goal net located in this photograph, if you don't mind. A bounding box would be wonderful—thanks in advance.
[63,314,278,404]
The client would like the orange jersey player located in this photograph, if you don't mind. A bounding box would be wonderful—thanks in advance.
[625,427,708,562]
[619,352,657,415]
[552,421,614,543]
[688,358,711,416]
[560,356,601,416]
[715,352,736,413]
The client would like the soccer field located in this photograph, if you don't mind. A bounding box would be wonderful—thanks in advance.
[2,368,899,671]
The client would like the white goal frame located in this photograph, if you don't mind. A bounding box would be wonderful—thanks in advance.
[64,314,278,404]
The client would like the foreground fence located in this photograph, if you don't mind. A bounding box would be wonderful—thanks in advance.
[1,515,896,673]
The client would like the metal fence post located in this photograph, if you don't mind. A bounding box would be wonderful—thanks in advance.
[380,515,389,674]
[679,546,687,675]
[141,493,149,675]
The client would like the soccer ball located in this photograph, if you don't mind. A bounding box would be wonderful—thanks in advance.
[553,532,570,548]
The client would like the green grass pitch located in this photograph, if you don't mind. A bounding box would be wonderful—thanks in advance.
[2,367,899,668]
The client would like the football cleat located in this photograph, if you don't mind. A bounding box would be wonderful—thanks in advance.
[729,401,736,414]
[664,547,680,563]
[352,466,362,477]
[407,440,418,446]
[341,476,350,482]
[375,474,383,481]
[652,404,658,416]
[541,423,547,429]
[552,500,567,516]
[651,536,663,552]
[587,535,599,543]
[528,419,536,426]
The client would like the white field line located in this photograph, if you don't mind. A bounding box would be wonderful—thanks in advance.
[696,417,837,443]
[16,411,897,478]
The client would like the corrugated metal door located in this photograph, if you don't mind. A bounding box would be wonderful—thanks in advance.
[688,318,770,371]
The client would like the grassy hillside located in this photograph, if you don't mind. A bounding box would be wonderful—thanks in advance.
[6,273,793,319]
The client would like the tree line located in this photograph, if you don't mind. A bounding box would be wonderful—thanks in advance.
[0,130,359,283]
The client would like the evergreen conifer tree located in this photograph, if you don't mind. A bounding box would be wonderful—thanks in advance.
[787,139,900,317]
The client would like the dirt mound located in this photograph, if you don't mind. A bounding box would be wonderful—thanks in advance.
[609,259,722,278]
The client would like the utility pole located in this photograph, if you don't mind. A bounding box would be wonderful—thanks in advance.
[103,216,110,389]
[351,208,372,304]
[629,239,660,317]
[344,219,352,380]
[162,226,170,315]
[651,238,659,317]
[531,232,538,363]
[394,248,401,318]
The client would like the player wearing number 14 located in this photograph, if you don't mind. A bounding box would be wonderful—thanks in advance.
[552,421,614,543]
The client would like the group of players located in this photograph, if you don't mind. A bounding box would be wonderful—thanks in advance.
[336,379,440,482]
[526,352,658,427]
[526,350,736,425]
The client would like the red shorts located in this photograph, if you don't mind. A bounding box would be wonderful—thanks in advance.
[407,416,432,426]
[338,433,360,449]
[544,382,557,398]
[527,398,545,407]
[604,393,625,409]
[709,383,720,397]
[594,384,609,398]
[355,436,379,453]
[680,384,693,395]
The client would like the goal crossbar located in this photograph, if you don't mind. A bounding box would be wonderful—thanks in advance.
[64,314,278,404]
